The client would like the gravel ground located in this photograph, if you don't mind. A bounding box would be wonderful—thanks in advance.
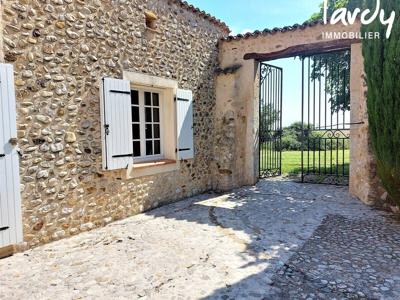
[0,179,399,300]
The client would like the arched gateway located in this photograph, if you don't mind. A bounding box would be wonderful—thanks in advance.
[214,21,380,204]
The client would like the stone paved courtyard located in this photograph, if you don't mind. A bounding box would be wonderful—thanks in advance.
[1,179,400,300]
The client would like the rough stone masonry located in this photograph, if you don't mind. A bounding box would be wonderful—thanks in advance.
[0,0,388,251]
[0,0,229,248]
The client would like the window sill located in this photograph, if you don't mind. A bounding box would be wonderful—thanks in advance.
[125,159,179,179]
[133,159,176,169]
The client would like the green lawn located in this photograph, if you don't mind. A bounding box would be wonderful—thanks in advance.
[283,150,349,175]
[261,149,350,175]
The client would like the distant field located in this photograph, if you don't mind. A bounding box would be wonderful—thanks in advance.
[260,150,350,175]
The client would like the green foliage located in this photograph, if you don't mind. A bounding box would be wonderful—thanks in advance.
[277,122,350,151]
[307,131,350,151]
[307,0,367,113]
[259,103,279,142]
[260,103,278,129]
[362,0,400,203]
[309,0,366,21]
[310,0,348,21]
[308,52,351,112]
[281,123,302,150]
[260,150,350,175]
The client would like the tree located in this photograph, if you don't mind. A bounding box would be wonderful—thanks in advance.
[307,0,366,113]
[309,0,366,22]
[306,52,351,113]
[362,0,400,203]
[279,122,303,151]
[259,103,279,142]
[277,122,350,151]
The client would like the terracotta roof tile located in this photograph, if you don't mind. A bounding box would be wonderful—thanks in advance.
[222,20,325,42]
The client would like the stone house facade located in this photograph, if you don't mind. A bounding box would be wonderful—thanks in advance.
[0,0,229,249]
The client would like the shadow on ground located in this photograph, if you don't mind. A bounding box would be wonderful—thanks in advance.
[1,179,399,299]
[145,179,400,299]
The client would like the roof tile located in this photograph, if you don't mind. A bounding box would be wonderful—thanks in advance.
[222,20,325,42]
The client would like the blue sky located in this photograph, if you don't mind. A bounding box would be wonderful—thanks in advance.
[187,0,322,35]
[187,0,323,126]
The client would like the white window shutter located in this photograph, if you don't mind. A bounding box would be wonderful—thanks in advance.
[0,64,23,247]
[100,78,133,170]
[176,89,194,160]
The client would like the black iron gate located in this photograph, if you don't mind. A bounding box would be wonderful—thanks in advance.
[301,50,351,185]
[259,63,283,178]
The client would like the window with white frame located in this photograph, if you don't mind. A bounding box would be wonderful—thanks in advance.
[100,76,194,171]
[131,88,163,161]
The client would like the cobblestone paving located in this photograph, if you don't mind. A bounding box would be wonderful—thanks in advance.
[270,215,400,300]
[1,179,399,300]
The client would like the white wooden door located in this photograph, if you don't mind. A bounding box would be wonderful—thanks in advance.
[0,64,23,248]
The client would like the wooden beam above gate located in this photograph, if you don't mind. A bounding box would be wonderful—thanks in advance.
[244,39,360,61]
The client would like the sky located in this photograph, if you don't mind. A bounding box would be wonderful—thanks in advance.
[187,0,323,126]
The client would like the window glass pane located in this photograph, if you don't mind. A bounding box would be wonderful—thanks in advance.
[145,92,151,106]
[140,90,162,158]
[131,106,139,122]
[133,141,141,157]
[146,141,153,155]
[145,124,153,139]
[154,140,161,155]
[152,93,159,106]
[145,107,152,122]
[153,124,160,138]
[132,124,140,139]
[131,90,139,105]
[153,108,159,122]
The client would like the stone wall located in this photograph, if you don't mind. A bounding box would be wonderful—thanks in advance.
[0,1,4,61]
[349,43,381,204]
[1,0,228,247]
[213,59,258,191]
